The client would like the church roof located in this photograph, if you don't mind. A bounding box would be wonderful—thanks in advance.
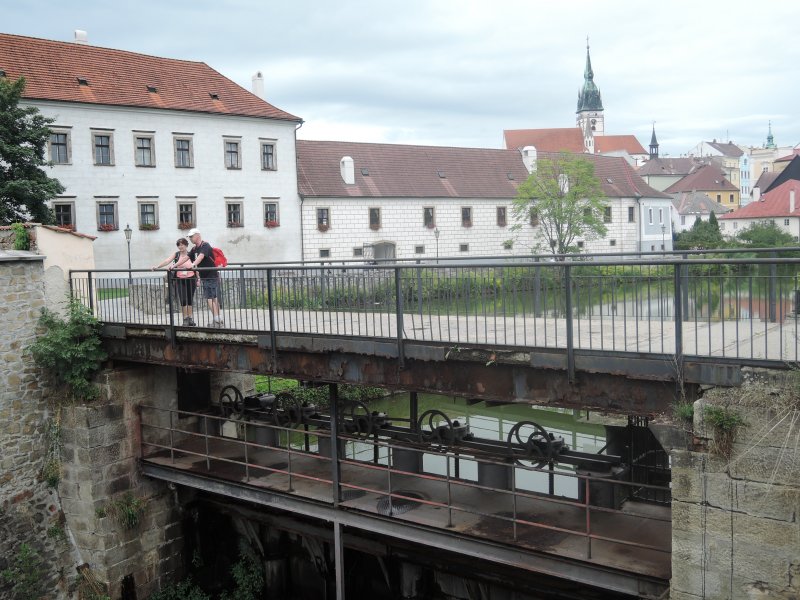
[664,164,738,193]
[503,128,585,153]
[0,33,300,122]
[718,180,800,220]
[576,44,603,113]
[595,135,646,155]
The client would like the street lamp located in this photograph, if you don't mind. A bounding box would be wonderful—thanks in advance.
[434,227,440,264]
[124,223,133,282]
[661,223,666,256]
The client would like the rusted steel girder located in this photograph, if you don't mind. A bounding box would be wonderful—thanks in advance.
[102,329,680,414]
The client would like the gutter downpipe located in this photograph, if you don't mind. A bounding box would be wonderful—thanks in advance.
[295,120,305,262]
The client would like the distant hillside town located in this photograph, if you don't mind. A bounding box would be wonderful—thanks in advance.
[1,31,798,268]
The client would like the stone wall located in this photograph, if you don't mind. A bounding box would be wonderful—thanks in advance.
[671,380,800,599]
[59,365,185,599]
[0,254,81,599]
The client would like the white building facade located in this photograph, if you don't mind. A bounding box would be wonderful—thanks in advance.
[1,33,302,271]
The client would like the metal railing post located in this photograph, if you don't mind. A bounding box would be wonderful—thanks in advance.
[681,253,689,322]
[266,268,277,368]
[416,265,423,323]
[166,270,176,345]
[394,267,405,368]
[169,409,174,464]
[204,415,211,471]
[533,259,542,317]
[446,455,453,528]
[329,383,341,506]
[585,477,592,559]
[87,272,95,316]
[770,251,777,323]
[239,268,247,309]
[564,265,575,383]
[674,262,683,372]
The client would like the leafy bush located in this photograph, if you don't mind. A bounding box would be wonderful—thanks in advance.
[148,579,209,600]
[105,493,147,530]
[674,401,694,422]
[219,551,264,600]
[11,222,30,250]
[704,404,747,457]
[28,298,107,401]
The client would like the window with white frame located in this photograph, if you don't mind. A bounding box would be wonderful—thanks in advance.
[134,134,155,167]
[648,208,653,225]
[681,215,686,225]
[138,200,158,228]
[227,200,243,227]
[49,129,71,164]
[423,207,435,228]
[174,136,194,168]
[224,138,241,169]
[319,249,331,258]
[603,206,612,223]
[609,239,616,247]
[92,130,114,165]
[461,207,472,227]
[369,207,381,230]
[53,201,75,228]
[459,243,469,252]
[658,208,663,224]
[497,206,507,227]
[260,140,276,170]
[353,247,364,257]
[177,200,196,228]
[628,206,635,223]
[96,199,118,230]
[264,201,279,226]
[317,207,330,229]
[415,245,425,254]
[785,218,790,226]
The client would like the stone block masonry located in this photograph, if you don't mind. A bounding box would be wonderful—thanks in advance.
[0,254,81,599]
[670,379,800,600]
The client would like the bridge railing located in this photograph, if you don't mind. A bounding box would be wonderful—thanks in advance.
[139,404,672,566]
[70,251,800,372]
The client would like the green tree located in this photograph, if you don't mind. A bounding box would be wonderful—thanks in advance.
[0,76,64,225]
[674,213,725,251]
[512,153,607,256]
[734,221,796,249]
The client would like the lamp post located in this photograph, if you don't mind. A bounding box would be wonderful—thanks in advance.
[124,223,133,282]
[434,227,440,264]
[661,223,666,256]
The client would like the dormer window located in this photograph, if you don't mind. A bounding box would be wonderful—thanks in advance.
[437,170,446,178]
[146,85,158,93]
[77,77,89,86]
[209,92,219,100]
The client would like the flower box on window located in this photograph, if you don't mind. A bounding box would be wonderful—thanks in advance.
[318,223,330,232]
[369,223,380,231]
[178,221,194,230]
[425,222,436,229]
[98,223,117,232]
[227,221,243,228]
[462,220,472,228]
[265,220,279,228]
[59,224,76,232]
[139,223,159,231]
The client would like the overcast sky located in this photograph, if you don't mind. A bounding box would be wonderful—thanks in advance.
[6,0,800,156]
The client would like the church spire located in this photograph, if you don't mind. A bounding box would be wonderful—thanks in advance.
[576,39,603,113]
[766,121,776,149]
[649,123,659,159]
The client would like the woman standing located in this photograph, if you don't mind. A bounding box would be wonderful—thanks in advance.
[152,238,197,326]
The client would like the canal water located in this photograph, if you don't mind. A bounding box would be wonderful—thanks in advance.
[338,393,607,500]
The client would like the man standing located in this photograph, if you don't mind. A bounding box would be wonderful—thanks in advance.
[187,228,223,326]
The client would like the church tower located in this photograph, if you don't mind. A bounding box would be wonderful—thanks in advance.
[765,121,776,149]
[576,41,604,148]
[649,124,659,159]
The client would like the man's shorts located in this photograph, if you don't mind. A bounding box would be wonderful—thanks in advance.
[201,277,219,300]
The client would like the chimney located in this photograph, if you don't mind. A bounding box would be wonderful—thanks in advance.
[791,189,796,213]
[251,71,265,99]
[73,30,88,44]
[340,156,355,185]
[521,145,537,173]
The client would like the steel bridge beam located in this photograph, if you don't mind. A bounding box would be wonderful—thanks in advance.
[102,327,697,413]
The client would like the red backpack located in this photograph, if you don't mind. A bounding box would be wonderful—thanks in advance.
[211,247,228,268]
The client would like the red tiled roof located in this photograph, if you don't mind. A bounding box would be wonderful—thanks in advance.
[503,128,585,153]
[663,164,738,193]
[297,141,670,200]
[719,181,800,220]
[595,135,646,155]
[0,33,300,121]
[637,157,700,176]
[298,141,530,198]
